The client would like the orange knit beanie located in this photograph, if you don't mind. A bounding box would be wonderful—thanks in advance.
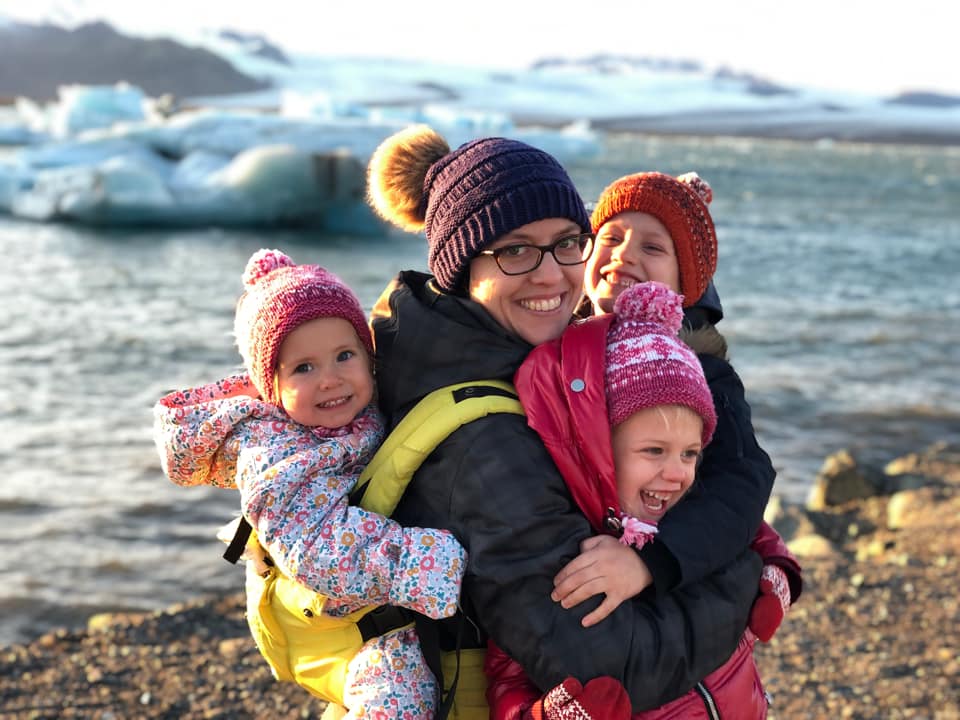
[590,171,717,306]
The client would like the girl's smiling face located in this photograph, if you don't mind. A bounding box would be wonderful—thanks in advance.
[612,405,702,523]
[275,317,373,428]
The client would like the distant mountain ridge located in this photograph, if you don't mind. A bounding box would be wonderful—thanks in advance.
[533,54,797,98]
[0,20,270,101]
[3,17,957,111]
[531,54,960,106]
[1,17,957,146]
[214,29,291,66]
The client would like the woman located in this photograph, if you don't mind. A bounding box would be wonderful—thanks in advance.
[365,125,762,716]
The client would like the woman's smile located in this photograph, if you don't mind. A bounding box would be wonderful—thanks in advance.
[518,293,565,313]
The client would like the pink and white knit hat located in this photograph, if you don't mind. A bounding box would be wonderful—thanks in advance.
[233,249,372,404]
[605,282,717,446]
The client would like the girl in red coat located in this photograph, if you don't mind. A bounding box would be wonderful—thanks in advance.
[488,281,800,720]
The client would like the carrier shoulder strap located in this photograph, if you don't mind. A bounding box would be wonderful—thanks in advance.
[348,379,524,515]
[354,379,521,720]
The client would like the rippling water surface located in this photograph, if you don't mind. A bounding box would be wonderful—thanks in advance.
[2,134,958,645]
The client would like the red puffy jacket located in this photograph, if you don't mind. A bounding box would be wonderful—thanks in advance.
[487,313,800,719]
[486,633,765,720]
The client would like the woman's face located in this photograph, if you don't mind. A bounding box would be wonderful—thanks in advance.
[586,211,680,314]
[468,217,586,346]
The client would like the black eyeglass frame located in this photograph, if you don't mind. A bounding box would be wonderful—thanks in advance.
[476,232,596,276]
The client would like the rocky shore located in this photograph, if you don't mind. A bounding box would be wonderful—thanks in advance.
[2,441,957,719]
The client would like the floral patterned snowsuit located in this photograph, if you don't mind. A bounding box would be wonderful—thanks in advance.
[154,373,466,718]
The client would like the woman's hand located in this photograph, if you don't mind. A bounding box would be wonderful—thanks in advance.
[551,534,653,627]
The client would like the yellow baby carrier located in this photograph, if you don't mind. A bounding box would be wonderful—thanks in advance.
[223,380,524,719]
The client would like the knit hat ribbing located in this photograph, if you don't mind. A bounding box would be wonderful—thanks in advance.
[605,282,717,446]
[590,172,717,307]
[234,249,372,404]
[367,126,590,292]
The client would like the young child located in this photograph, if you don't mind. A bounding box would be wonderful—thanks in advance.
[487,282,799,719]
[585,170,800,637]
[154,248,466,718]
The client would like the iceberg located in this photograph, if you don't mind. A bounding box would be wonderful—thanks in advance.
[0,83,601,231]
[6,142,372,229]
[51,83,151,138]
[0,101,48,146]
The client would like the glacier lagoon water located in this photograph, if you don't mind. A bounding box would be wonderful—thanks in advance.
[1,133,958,646]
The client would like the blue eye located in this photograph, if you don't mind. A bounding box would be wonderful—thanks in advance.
[337,350,356,362]
[293,362,312,374]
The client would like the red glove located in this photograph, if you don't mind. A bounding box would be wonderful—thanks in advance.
[748,563,792,642]
[522,676,631,720]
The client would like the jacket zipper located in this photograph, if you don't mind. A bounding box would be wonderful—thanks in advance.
[694,681,721,720]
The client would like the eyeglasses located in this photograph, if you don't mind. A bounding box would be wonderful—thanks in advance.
[477,233,596,276]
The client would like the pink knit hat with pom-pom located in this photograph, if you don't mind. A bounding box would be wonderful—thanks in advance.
[605,282,717,446]
[234,249,372,404]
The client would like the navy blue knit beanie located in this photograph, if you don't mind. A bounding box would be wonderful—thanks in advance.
[421,137,591,292]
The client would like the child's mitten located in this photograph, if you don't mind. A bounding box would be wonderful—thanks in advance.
[748,563,792,642]
[523,676,631,720]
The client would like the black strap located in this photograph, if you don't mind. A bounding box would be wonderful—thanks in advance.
[451,385,518,402]
[347,480,368,506]
[414,613,464,720]
[356,605,417,642]
[223,517,253,564]
[439,613,464,720]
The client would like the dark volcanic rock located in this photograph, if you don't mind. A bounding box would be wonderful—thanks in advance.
[0,20,270,101]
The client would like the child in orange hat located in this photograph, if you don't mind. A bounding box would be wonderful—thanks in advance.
[583,171,799,638]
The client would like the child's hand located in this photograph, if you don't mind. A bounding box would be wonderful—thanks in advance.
[550,535,653,627]
[522,676,631,720]
[748,563,792,642]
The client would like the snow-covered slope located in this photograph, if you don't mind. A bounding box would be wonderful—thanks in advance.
[189,35,960,145]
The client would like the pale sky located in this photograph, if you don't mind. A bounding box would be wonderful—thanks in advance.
[2,0,957,96]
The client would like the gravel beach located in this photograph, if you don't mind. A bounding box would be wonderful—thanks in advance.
[2,441,957,720]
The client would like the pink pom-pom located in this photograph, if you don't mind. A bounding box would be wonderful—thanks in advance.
[612,281,684,334]
[677,172,713,205]
[243,248,294,287]
[618,514,658,550]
